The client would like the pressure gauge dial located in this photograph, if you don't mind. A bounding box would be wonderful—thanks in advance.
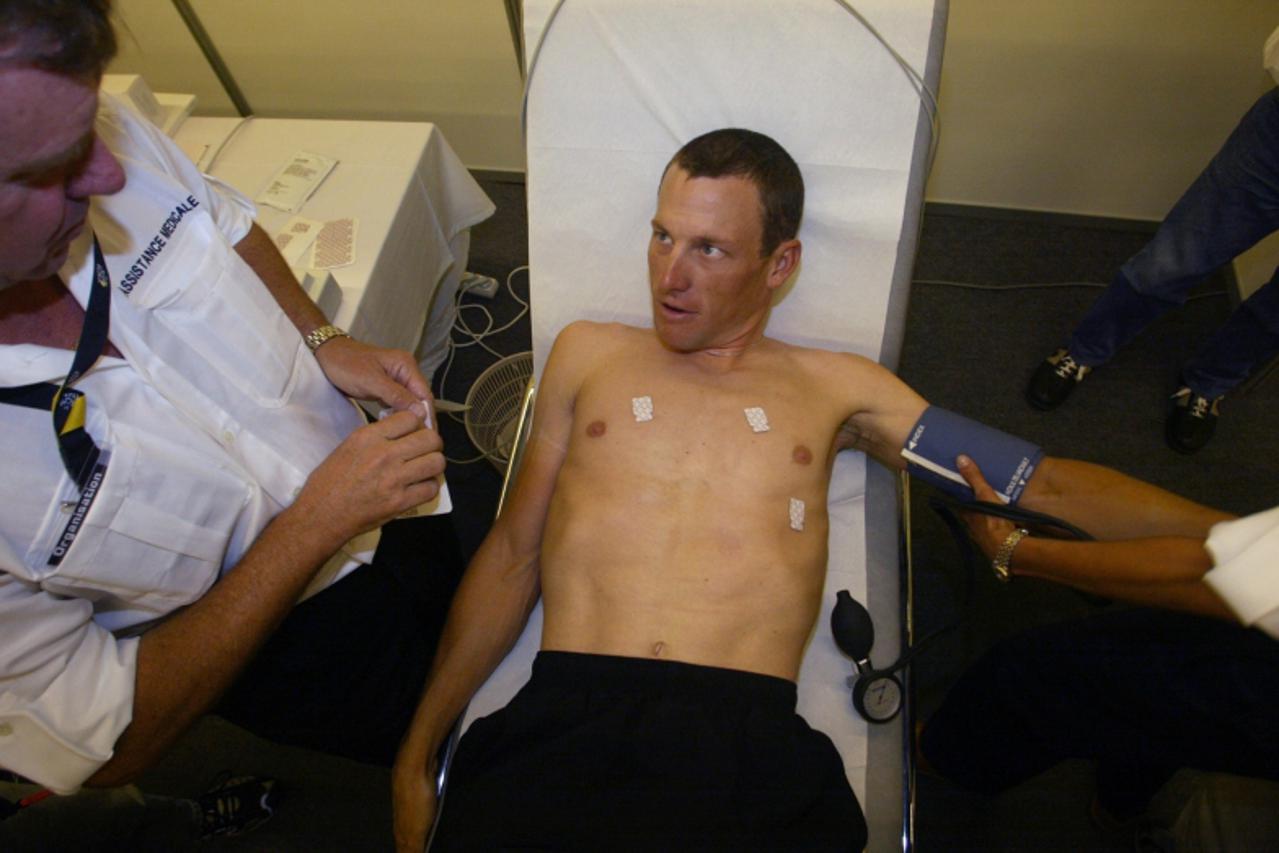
[852,672,903,723]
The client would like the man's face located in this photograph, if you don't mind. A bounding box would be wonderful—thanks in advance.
[648,167,794,353]
[0,65,125,288]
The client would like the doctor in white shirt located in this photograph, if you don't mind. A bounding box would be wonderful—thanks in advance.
[0,0,460,795]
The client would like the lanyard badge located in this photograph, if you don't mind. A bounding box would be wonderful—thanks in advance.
[0,237,114,562]
[49,236,113,489]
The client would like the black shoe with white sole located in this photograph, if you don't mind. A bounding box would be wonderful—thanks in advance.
[1165,387,1221,454]
[1026,348,1092,410]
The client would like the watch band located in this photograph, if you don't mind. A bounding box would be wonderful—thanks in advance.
[304,324,350,352]
[992,527,1030,583]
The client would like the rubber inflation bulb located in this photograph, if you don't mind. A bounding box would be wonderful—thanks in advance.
[831,590,875,659]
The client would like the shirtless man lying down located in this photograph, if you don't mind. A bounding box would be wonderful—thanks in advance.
[392,128,1225,853]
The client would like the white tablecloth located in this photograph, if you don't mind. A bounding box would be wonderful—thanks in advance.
[175,118,495,369]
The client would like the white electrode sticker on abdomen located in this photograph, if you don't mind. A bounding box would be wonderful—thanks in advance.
[789,498,805,531]
[632,396,654,422]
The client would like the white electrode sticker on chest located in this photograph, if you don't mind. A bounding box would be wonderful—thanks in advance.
[789,498,805,531]
[744,406,770,432]
[632,396,654,422]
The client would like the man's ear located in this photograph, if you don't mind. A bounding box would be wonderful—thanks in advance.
[766,239,802,290]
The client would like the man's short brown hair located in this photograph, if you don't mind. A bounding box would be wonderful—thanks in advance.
[0,0,116,77]
[666,128,804,256]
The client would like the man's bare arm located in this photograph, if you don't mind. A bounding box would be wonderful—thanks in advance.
[392,322,596,853]
[958,456,1234,620]
[831,353,928,467]
[1018,457,1232,540]
[233,223,433,414]
[827,353,1228,540]
[87,411,444,786]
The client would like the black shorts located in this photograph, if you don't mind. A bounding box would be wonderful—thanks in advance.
[433,651,866,852]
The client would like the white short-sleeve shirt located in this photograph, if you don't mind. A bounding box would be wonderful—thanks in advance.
[1204,506,1279,639]
[0,96,374,792]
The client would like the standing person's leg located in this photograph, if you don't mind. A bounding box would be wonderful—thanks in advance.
[920,609,1279,817]
[1168,274,1279,450]
[1181,272,1279,400]
[1030,89,1279,409]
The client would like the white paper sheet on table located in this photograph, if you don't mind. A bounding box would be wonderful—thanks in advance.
[256,150,337,213]
[174,118,495,361]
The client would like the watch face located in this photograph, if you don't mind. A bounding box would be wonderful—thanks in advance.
[854,675,903,723]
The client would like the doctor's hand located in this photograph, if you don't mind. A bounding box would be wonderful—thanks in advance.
[314,336,435,420]
[392,749,439,853]
[956,455,1016,561]
[292,410,445,548]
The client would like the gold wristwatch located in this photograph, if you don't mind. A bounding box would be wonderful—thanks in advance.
[992,527,1030,583]
[304,324,350,352]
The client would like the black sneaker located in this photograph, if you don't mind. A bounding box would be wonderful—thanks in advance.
[1165,387,1221,454]
[1026,348,1092,410]
[199,774,280,839]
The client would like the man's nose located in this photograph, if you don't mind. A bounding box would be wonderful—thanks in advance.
[67,137,125,200]
[659,250,691,291]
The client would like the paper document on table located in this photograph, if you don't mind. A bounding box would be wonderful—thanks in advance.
[272,216,323,267]
[310,217,357,269]
[257,150,337,213]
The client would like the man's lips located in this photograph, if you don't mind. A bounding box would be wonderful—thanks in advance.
[660,301,696,317]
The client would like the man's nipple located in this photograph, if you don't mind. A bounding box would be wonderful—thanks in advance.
[792,444,813,465]
[586,420,607,437]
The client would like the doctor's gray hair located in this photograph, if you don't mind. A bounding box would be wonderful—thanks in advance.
[665,128,805,257]
[0,0,117,77]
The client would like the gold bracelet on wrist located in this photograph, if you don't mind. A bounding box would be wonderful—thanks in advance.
[304,324,350,352]
[992,527,1030,583]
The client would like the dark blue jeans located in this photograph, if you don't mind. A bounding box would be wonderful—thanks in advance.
[1068,88,1279,399]
[920,609,1279,818]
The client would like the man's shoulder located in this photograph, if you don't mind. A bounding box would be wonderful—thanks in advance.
[545,321,648,392]
[553,320,651,359]
[764,337,879,375]
[760,338,913,420]
[557,319,648,343]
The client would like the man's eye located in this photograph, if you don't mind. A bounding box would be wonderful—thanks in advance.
[652,230,671,244]
[699,244,723,258]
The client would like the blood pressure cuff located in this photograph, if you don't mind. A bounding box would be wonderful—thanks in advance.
[900,406,1044,504]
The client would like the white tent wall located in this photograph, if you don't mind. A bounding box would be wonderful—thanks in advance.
[931,0,1275,222]
[108,0,526,172]
[106,1,1273,222]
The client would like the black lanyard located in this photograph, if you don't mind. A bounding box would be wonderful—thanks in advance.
[0,236,111,492]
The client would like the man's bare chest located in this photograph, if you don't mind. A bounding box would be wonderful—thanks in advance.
[566,361,840,495]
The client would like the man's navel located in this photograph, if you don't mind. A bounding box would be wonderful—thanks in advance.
[651,641,666,657]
